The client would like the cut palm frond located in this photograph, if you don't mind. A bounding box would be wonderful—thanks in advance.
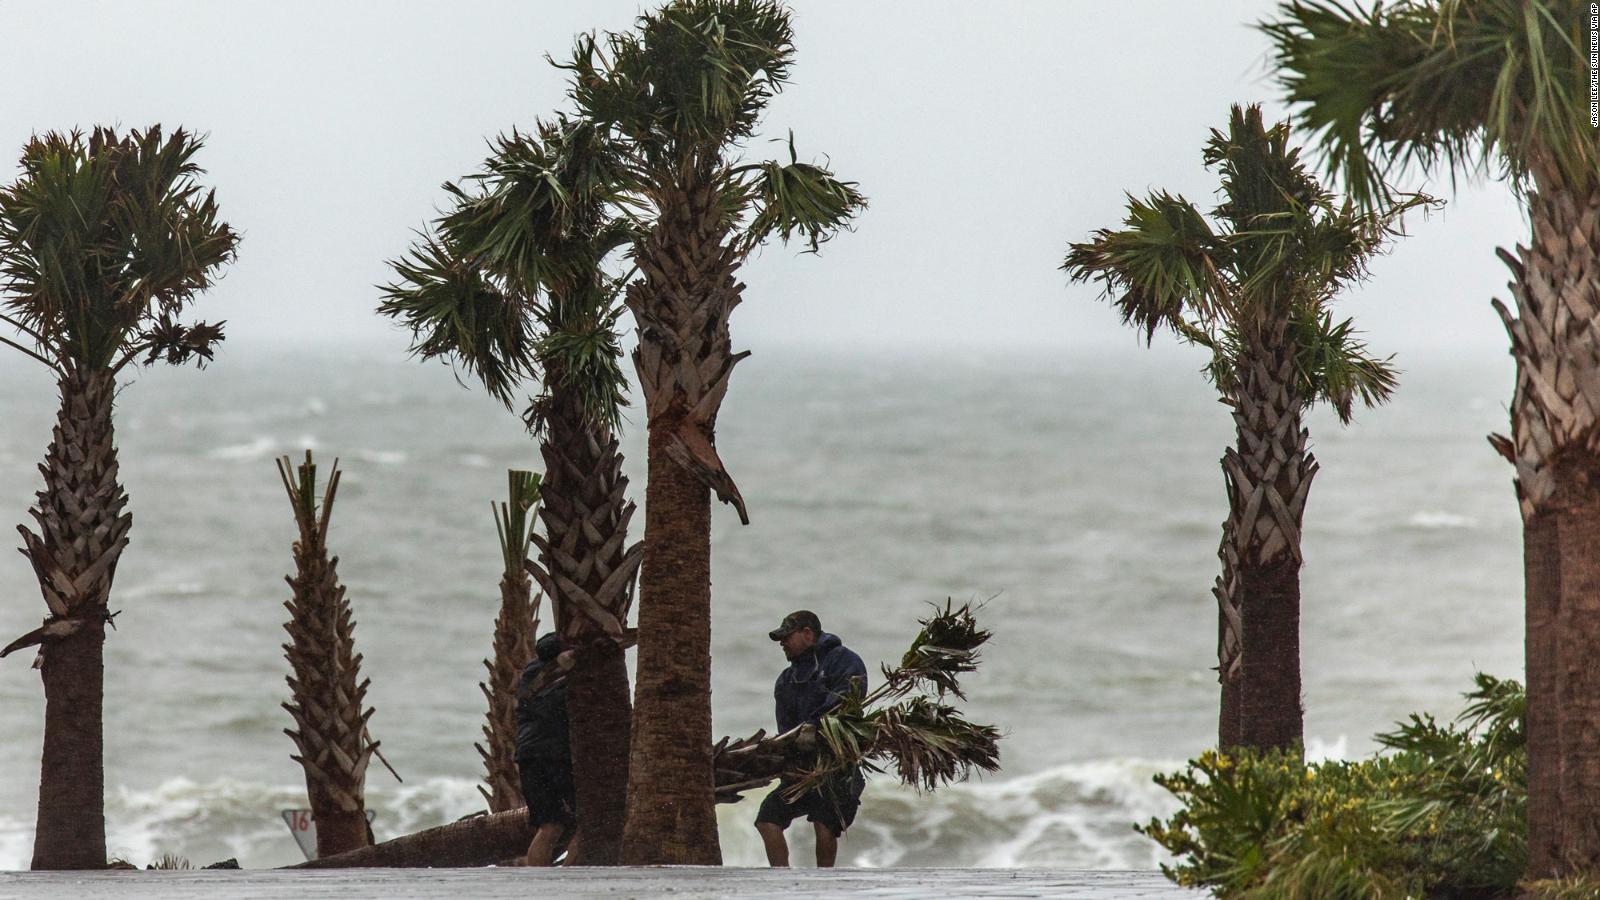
[712,601,1001,802]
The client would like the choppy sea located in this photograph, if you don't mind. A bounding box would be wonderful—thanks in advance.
[0,342,1520,869]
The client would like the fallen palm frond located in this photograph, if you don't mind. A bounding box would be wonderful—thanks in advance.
[713,600,1001,802]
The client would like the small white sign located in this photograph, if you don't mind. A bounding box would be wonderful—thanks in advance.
[281,808,377,861]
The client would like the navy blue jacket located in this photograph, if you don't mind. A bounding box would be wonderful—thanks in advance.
[514,659,570,767]
[774,632,868,733]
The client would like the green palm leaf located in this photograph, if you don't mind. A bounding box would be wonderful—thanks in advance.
[1263,0,1598,202]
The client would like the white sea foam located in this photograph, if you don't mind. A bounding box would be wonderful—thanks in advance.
[0,763,1189,870]
[1407,511,1477,530]
[1304,734,1350,763]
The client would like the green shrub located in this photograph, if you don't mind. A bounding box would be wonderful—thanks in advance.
[1141,674,1524,899]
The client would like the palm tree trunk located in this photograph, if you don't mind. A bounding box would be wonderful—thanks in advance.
[564,640,632,865]
[17,367,129,870]
[1490,181,1600,876]
[289,807,534,869]
[528,379,642,865]
[1219,344,1314,753]
[621,433,720,864]
[477,573,536,813]
[278,453,376,859]
[1522,508,1562,878]
[619,177,747,865]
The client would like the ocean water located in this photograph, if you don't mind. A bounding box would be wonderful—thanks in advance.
[0,343,1521,869]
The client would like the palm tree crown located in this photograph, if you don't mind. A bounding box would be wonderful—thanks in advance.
[0,126,237,374]
[1065,105,1420,419]
[380,118,630,428]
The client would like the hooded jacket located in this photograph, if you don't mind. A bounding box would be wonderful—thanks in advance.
[774,632,868,733]
[514,658,570,767]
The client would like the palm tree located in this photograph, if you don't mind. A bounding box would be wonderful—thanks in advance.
[0,126,236,870]
[1261,0,1598,875]
[1065,104,1421,752]
[555,0,866,863]
[380,118,641,863]
[476,470,542,813]
[277,451,383,858]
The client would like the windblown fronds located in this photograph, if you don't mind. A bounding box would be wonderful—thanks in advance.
[713,601,1002,801]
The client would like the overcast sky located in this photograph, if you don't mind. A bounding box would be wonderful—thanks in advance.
[0,1,1528,360]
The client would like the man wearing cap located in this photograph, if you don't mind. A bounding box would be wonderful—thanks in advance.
[755,610,869,867]
[515,632,577,866]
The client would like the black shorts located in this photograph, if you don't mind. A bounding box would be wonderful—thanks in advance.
[755,769,865,838]
[518,758,575,828]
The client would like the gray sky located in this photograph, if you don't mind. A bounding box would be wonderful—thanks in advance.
[1,0,1528,359]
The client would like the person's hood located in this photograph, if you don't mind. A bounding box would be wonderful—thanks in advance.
[787,632,843,672]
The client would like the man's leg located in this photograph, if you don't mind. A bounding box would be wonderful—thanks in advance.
[526,822,563,866]
[756,821,790,867]
[812,821,839,868]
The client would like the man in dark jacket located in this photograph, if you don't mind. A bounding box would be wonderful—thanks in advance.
[515,632,575,866]
[755,610,868,867]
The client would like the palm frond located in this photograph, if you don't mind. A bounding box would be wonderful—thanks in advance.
[1064,190,1227,342]
[1286,310,1398,423]
[789,694,1002,798]
[714,600,1002,803]
[377,233,532,408]
[1263,0,1598,203]
[734,133,867,254]
[879,599,992,702]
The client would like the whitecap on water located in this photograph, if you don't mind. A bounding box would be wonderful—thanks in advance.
[718,758,1184,869]
[0,763,1197,870]
[1407,511,1477,530]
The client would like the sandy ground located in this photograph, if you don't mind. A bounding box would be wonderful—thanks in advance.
[0,867,1200,898]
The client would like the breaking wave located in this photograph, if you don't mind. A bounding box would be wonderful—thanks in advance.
[0,760,1183,870]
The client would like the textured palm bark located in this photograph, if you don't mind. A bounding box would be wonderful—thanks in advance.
[278,455,376,859]
[563,642,632,865]
[289,807,535,869]
[12,368,128,870]
[621,438,720,864]
[527,380,642,865]
[1488,182,1600,876]
[620,176,744,864]
[1214,520,1243,749]
[1216,344,1314,752]
[477,574,536,813]
[1523,510,1562,878]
